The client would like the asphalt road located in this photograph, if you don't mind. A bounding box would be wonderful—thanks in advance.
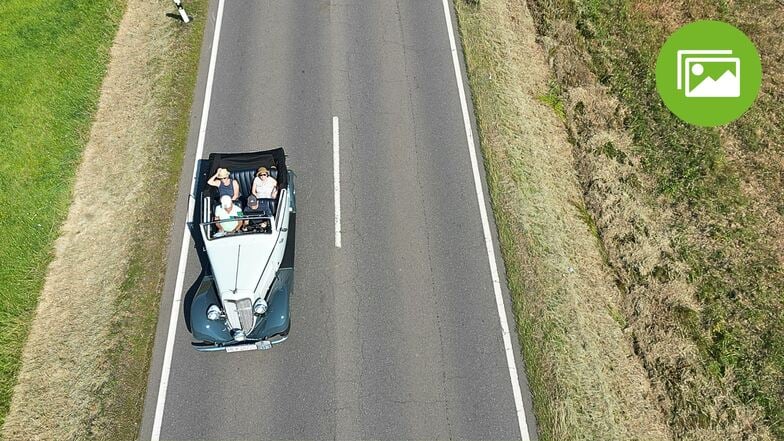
[140,1,537,439]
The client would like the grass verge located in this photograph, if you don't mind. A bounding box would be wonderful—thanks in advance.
[524,1,783,439]
[96,2,207,438]
[1,0,207,439]
[453,1,672,440]
[0,0,125,426]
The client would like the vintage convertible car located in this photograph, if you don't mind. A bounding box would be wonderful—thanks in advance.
[187,148,295,352]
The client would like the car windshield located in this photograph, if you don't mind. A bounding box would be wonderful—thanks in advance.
[201,214,273,240]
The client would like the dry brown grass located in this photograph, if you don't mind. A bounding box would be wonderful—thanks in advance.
[562,70,775,441]
[524,1,784,439]
[1,0,204,439]
[454,1,673,439]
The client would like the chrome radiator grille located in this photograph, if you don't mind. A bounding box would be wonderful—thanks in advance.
[235,299,254,332]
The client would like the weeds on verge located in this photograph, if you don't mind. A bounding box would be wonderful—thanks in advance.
[526,0,784,438]
[0,1,208,438]
[454,0,673,439]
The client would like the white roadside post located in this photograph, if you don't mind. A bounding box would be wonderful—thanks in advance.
[173,0,191,23]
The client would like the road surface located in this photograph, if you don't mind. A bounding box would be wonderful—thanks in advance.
[140,1,537,439]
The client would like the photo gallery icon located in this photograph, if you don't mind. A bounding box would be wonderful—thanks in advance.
[677,50,740,98]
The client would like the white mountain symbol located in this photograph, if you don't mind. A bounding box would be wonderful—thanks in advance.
[689,70,740,97]
[679,52,741,98]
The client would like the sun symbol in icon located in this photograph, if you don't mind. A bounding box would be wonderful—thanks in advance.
[691,63,704,75]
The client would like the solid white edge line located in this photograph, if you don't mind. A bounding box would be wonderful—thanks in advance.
[150,1,225,439]
[439,1,532,440]
[333,116,342,248]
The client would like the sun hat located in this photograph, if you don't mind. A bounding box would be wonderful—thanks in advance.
[217,168,230,179]
[256,166,268,176]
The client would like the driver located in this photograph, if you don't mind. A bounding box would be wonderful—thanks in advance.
[244,195,270,232]
[213,195,244,237]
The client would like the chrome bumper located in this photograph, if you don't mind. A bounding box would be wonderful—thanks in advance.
[192,334,288,353]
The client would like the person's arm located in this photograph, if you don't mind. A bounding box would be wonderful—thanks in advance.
[232,180,240,200]
[271,177,279,198]
[207,172,221,187]
[232,208,245,231]
[236,208,244,230]
[214,214,224,232]
[251,177,259,197]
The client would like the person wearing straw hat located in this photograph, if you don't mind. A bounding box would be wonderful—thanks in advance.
[251,166,278,215]
[207,167,240,203]
[251,166,278,199]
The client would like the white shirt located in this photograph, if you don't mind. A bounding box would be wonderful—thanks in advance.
[253,176,278,199]
[215,204,243,231]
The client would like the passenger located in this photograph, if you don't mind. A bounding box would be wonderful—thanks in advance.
[244,195,270,232]
[252,167,278,199]
[213,195,244,237]
[207,168,240,203]
[252,166,278,215]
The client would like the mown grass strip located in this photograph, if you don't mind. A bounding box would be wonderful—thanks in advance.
[98,2,207,438]
[0,0,124,426]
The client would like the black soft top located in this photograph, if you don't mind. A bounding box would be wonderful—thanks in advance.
[201,148,288,194]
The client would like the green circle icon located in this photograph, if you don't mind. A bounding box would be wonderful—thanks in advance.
[655,20,761,127]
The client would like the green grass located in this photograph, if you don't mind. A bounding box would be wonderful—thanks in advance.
[0,0,124,426]
[537,81,566,121]
[526,0,784,438]
[453,1,675,439]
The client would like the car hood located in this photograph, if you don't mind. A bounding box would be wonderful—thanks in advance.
[206,234,278,295]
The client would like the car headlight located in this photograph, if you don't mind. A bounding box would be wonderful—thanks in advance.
[206,304,223,321]
[232,329,247,342]
[253,298,268,315]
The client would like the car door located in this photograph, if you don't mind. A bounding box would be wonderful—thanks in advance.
[270,189,289,269]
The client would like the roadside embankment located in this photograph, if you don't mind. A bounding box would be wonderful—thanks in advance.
[455,0,782,439]
[453,1,672,440]
[1,0,206,439]
[0,0,124,426]
[524,1,782,439]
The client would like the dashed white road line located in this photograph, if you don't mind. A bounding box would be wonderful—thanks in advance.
[333,116,342,248]
[148,1,527,438]
[150,1,226,439]
[439,0,533,439]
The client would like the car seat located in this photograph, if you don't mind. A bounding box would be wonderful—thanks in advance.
[229,167,278,214]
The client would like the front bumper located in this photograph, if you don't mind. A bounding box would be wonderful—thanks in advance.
[192,333,288,352]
